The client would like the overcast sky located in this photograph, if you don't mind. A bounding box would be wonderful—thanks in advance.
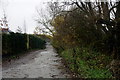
[0,0,117,34]
[0,0,52,34]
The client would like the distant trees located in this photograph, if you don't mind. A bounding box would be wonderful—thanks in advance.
[34,26,41,35]
[16,26,22,33]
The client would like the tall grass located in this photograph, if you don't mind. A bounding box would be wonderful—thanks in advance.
[61,47,113,78]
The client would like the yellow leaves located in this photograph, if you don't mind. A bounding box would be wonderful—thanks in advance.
[52,15,65,27]
[100,64,103,67]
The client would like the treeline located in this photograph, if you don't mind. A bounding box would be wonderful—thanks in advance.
[42,1,120,78]
[50,2,120,59]
[2,32,46,56]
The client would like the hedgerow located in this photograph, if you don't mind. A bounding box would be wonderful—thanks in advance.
[2,32,46,56]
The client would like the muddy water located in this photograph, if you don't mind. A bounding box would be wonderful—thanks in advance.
[2,43,71,78]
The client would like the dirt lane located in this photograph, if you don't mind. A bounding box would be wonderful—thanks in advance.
[2,43,71,78]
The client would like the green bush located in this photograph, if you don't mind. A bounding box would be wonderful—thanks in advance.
[2,33,46,56]
[29,35,46,49]
[2,34,11,54]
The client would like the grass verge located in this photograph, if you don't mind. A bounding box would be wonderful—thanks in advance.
[60,47,113,78]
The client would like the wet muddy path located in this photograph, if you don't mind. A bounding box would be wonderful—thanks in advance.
[2,43,71,78]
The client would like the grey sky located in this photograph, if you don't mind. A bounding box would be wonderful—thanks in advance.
[0,0,117,34]
[0,0,51,34]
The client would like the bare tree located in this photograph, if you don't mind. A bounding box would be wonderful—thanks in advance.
[16,26,22,33]
[35,1,68,36]
[35,6,54,36]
